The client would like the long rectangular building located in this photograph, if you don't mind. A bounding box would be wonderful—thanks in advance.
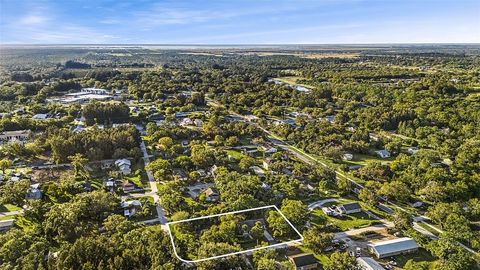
[368,237,419,259]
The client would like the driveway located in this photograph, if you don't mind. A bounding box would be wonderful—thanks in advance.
[140,140,168,229]
[308,198,341,211]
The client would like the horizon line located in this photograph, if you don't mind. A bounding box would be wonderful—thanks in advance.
[1,42,480,47]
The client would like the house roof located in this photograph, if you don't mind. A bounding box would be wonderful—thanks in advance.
[289,253,317,267]
[0,219,14,228]
[205,187,218,197]
[375,149,390,156]
[340,202,361,211]
[357,257,385,270]
[115,159,131,166]
[369,237,419,256]
[0,130,30,136]
[121,200,142,208]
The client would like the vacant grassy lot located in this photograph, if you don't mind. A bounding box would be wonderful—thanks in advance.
[311,209,379,231]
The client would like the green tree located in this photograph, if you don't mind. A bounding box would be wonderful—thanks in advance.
[280,199,309,227]
[0,159,13,173]
[392,210,413,231]
[323,252,358,270]
[303,227,333,253]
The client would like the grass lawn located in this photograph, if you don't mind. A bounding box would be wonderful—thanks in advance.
[225,149,246,160]
[418,222,439,236]
[126,173,148,189]
[273,76,314,88]
[385,248,437,268]
[0,215,16,221]
[0,204,21,212]
[311,209,379,231]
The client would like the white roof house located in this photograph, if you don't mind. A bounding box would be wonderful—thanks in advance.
[32,113,48,120]
[375,149,391,159]
[250,166,265,177]
[357,257,385,270]
[368,237,419,259]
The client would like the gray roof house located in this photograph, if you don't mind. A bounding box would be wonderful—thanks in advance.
[26,183,42,200]
[357,257,385,270]
[337,202,362,214]
[288,253,318,270]
[368,237,419,259]
[375,149,391,159]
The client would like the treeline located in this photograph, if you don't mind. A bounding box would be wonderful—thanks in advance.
[82,102,130,126]
[0,177,180,270]
[46,125,141,162]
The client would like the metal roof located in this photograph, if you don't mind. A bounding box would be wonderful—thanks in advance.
[369,237,419,256]
[357,257,385,270]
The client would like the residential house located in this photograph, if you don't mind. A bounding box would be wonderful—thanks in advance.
[343,153,354,161]
[196,169,207,178]
[0,130,31,144]
[356,257,385,270]
[410,201,424,208]
[172,169,188,181]
[26,183,42,200]
[32,113,48,120]
[81,88,108,94]
[288,253,318,270]
[281,168,293,176]
[263,158,273,170]
[180,117,193,126]
[407,147,419,155]
[122,181,136,193]
[104,178,116,192]
[368,237,419,259]
[175,112,189,118]
[369,133,379,142]
[205,187,220,202]
[375,149,391,159]
[194,119,203,127]
[323,115,335,123]
[264,147,277,154]
[250,166,266,178]
[337,202,362,214]
[121,200,142,218]
[115,159,132,175]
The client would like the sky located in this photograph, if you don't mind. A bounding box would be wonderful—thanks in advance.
[0,0,479,44]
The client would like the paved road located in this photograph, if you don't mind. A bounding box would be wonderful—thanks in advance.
[140,140,168,229]
[208,98,479,256]
[308,198,341,210]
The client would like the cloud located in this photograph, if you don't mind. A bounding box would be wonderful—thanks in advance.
[18,14,49,26]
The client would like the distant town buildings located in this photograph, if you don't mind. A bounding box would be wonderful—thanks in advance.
[0,130,31,144]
